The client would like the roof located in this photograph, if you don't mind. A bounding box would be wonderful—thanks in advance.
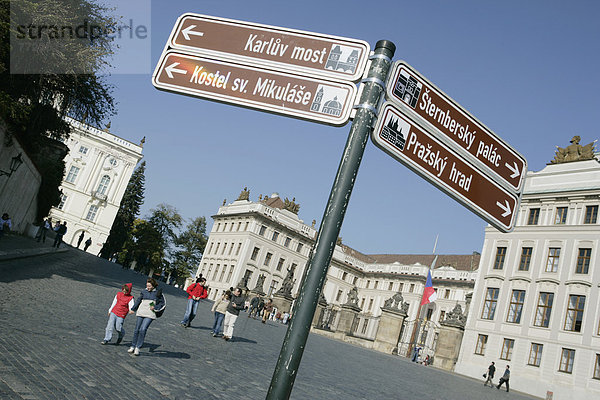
[367,254,480,271]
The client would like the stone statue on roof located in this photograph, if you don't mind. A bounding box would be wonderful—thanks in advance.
[236,187,250,201]
[551,136,597,164]
[283,197,300,214]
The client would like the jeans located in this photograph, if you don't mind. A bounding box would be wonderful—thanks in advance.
[223,311,238,338]
[212,312,225,335]
[103,312,125,342]
[53,234,64,248]
[181,299,199,326]
[131,316,153,349]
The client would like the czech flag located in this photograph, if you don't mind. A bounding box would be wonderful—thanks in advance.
[420,269,437,305]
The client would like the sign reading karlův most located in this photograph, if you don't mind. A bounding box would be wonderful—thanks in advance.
[387,61,527,192]
[167,14,370,82]
[153,51,357,126]
[372,102,519,232]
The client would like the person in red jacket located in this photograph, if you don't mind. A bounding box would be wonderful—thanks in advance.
[181,277,208,327]
[101,283,134,345]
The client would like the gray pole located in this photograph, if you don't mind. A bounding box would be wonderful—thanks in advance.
[266,39,396,400]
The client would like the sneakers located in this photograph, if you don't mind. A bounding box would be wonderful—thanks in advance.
[101,340,108,345]
[212,333,217,337]
[223,336,230,341]
[133,348,140,356]
[127,347,135,353]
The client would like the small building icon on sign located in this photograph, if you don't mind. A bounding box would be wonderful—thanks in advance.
[325,45,359,74]
[393,70,422,109]
[380,115,410,150]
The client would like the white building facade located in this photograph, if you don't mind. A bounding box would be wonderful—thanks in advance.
[455,159,600,399]
[196,192,478,357]
[49,117,144,254]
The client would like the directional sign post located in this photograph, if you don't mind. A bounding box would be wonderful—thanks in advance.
[167,13,370,82]
[372,102,520,232]
[387,61,527,192]
[153,51,357,126]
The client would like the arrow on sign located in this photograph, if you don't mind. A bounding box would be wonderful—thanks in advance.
[505,161,520,179]
[181,25,204,40]
[496,200,512,217]
[165,62,187,79]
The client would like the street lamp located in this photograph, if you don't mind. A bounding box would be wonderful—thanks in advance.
[0,153,24,177]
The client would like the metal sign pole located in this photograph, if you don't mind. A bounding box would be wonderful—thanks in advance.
[266,39,396,400]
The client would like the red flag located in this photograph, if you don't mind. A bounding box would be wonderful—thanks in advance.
[420,269,437,305]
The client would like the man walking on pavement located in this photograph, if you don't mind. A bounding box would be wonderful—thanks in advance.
[248,295,260,318]
[76,231,84,248]
[84,237,92,252]
[180,277,208,327]
[483,361,495,387]
[53,221,67,248]
[223,287,245,341]
[497,365,510,392]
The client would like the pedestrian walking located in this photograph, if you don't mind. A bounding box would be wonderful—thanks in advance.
[262,299,274,323]
[222,287,245,341]
[53,221,67,248]
[211,290,230,337]
[128,278,164,356]
[497,365,510,392]
[180,277,208,327]
[84,237,92,251]
[101,283,134,345]
[36,217,52,243]
[76,231,84,248]
[483,361,496,387]
[248,295,260,318]
[0,213,12,239]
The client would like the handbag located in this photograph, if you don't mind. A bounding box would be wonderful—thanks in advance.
[483,373,487,378]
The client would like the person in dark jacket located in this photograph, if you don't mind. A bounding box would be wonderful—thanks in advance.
[53,221,67,248]
[497,365,510,392]
[223,288,245,341]
[180,277,208,327]
[128,278,164,356]
[484,361,495,387]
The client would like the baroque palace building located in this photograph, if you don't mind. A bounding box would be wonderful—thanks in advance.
[48,117,144,254]
[455,137,600,399]
[196,189,478,360]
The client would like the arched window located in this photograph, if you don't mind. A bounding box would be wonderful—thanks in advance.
[97,175,110,195]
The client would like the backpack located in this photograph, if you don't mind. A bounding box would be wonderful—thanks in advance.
[154,289,166,318]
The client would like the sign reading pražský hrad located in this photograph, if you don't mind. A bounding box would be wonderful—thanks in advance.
[372,102,520,232]
[387,61,527,192]
[153,51,357,126]
[167,14,370,82]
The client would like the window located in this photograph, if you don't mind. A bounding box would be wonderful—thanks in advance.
[284,237,291,247]
[237,222,242,231]
[268,280,278,296]
[272,231,279,242]
[223,223,227,232]
[227,266,234,282]
[215,242,220,254]
[409,284,415,293]
[85,205,99,221]
[276,258,285,272]
[559,348,575,373]
[236,243,241,256]
[108,158,117,167]
[290,263,297,273]
[481,288,499,320]
[245,222,249,231]
[398,282,404,292]
[527,208,540,225]
[57,194,67,210]
[263,252,273,267]
[353,277,358,286]
[213,265,220,280]
[500,338,515,360]
[584,205,598,224]
[360,298,366,308]
[519,247,533,271]
[564,295,585,332]
[208,242,214,254]
[555,206,568,224]
[98,175,111,194]
[219,265,227,281]
[507,290,525,323]
[388,282,394,291]
[528,343,543,367]
[229,242,234,255]
[575,248,591,274]
[475,334,488,355]
[221,242,227,255]
[545,248,561,272]
[342,272,347,280]
[368,299,374,311]
[444,289,450,299]
[78,145,88,154]
[65,166,80,183]
[366,280,370,289]
[259,225,266,236]
[493,247,507,269]
[534,292,554,328]
[336,290,343,302]
[250,247,260,261]
[297,242,304,253]
[594,354,600,380]
[216,223,220,232]
[361,319,368,334]
[439,310,446,322]
[374,281,379,289]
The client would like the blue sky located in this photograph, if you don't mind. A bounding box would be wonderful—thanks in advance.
[103,0,600,255]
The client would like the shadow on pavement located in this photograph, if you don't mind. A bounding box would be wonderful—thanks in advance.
[146,343,191,359]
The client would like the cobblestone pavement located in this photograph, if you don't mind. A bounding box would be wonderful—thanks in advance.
[0,243,540,399]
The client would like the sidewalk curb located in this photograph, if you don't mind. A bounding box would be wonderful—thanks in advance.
[0,247,69,262]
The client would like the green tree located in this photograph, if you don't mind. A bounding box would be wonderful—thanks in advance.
[146,203,183,278]
[100,161,146,259]
[121,218,163,275]
[0,0,117,220]
[171,217,208,286]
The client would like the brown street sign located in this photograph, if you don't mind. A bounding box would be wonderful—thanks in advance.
[167,13,370,82]
[152,51,357,126]
[387,61,527,192]
[372,102,520,232]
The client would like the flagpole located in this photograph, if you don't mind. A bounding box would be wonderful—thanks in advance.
[406,237,439,359]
